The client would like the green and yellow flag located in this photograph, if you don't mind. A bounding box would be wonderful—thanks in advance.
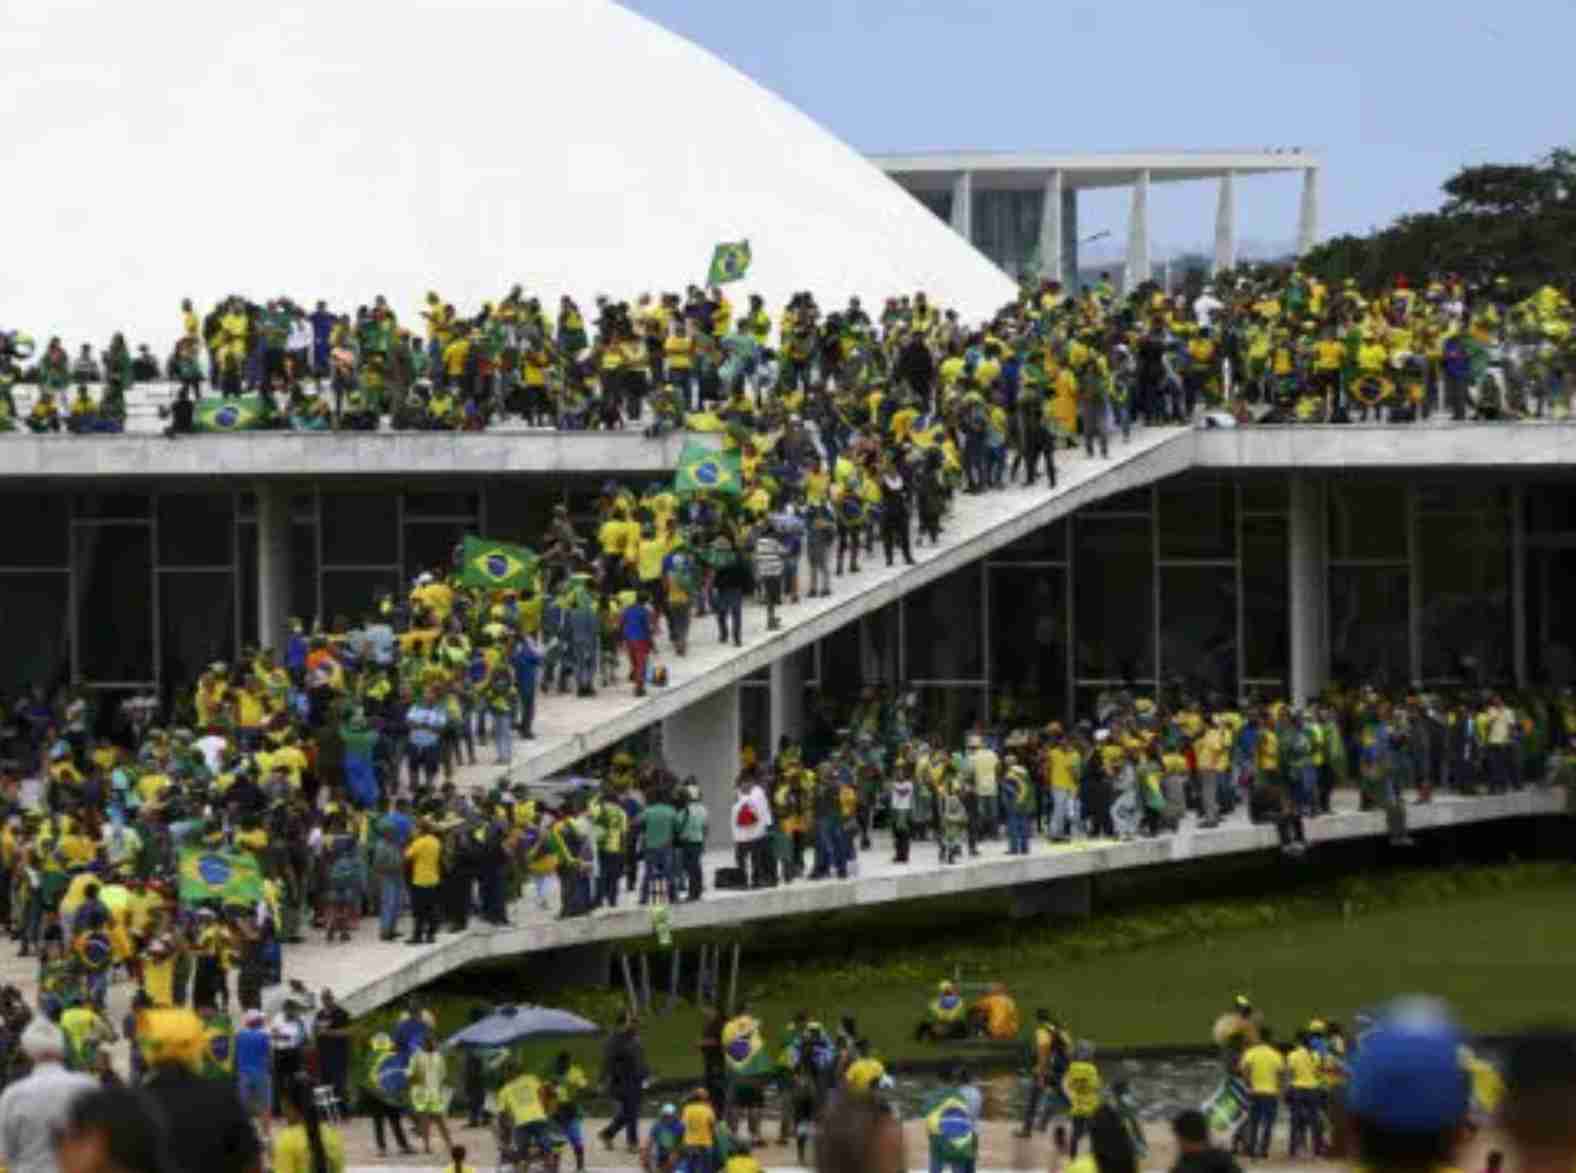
[193,395,268,432]
[673,442,742,496]
[177,848,264,908]
[707,240,752,286]
[459,535,536,591]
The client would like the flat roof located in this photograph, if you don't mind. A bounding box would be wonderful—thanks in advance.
[875,149,1319,191]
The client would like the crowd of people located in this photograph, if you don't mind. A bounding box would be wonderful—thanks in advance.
[1,268,1571,436]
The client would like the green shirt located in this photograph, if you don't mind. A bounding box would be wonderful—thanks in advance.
[639,802,679,850]
[676,803,708,844]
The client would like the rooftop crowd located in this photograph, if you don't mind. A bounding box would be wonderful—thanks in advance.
[0,269,1570,435]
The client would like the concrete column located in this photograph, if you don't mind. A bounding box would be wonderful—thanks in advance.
[256,483,293,656]
[1213,171,1237,274]
[662,685,740,848]
[1059,187,1079,291]
[1297,167,1320,255]
[1288,475,1328,704]
[950,170,973,240]
[769,651,805,753]
[1126,169,1151,288]
[1037,170,1063,285]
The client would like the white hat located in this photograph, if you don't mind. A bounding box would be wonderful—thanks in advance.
[21,1019,66,1060]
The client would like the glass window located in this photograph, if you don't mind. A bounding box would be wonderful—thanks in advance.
[321,492,398,567]
[1241,516,1289,683]
[989,567,1068,725]
[1415,484,1510,514]
[1528,548,1576,686]
[238,522,258,651]
[904,567,984,681]
[73,492,151,520]
[818,621,863,702]
[404,521,468,583]
[157,494,235,565]
[739,685,770,763]
[322,569,401,629]
[1160,566,1238,699]
[990,519,1067,563]
[1526,485,1576,535]
[1074,517,1154,679]
[910,686,987,744]
[1239,478,1288,513]
[76,527,154,681]
[403,490,480,519]
[1158,480,1235,560]
[292,522,318,631]
[1417,512,1510,681]
[159,572,235,693]
[0,493,69,566]
[1328,483,1406,560]
[0,572,69,695]
[1083,486,1153,514]
[1329,565,1410,686]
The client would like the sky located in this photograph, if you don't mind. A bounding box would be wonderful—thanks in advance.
[623,0,1574,260]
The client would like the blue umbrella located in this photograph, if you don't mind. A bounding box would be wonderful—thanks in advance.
[444,1004,600,1049]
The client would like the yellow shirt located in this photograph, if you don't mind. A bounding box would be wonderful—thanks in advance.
[1048,747,1081,792]
[1240,1043,1286,1094]
[680,1101,716,1147]
[272,1123,346,1173]
[637,538,668,583]
[1287,1046,1321,1089]
[143,954,177,1006]
[498,1074,548,1125]
[844,1057,886,1091]
[665,335,693,371]
[1062,1060,1102,1116]
[404,834,442,887]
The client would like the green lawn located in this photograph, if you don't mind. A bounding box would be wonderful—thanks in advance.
[387,868,1576,1082]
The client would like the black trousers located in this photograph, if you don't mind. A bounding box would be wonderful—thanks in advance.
[882,512,913,565]
[369,1100,411,1152]
[601,1086,642,1148]
[409,884,440,941]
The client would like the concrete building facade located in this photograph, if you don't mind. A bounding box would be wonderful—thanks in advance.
[875,149,1322,286]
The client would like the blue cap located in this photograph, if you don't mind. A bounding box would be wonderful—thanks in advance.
[1348,999,1468,1132]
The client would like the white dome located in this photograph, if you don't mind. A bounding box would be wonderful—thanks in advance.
[2,0,1015,349]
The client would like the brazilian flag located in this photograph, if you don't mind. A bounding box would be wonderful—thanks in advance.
[459,535,536,592]
[673,442,742,497]
[923,1090,978,1159]
[707,240,752,286]
[722,1015,775,1083]
[177,848,264,908]
[365,1044,410,1107]
[193,395,268,432]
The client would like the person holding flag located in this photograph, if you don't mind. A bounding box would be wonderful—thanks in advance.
[923,1070,979,1173]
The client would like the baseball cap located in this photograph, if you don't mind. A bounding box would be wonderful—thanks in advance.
[1348,998,1469,1133]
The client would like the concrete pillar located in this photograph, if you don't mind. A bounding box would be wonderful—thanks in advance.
[1297,167,1320,255]
[1060,187,1079,291]
[1125,169,1151,289]
[1289,475,1328,704]
[769,652,805,753]
[1037,170,1063,285]
[663,685,740,847]
[1010,875,1093,921]
[950,170,973,240]
[1213,171,1237,274]
[256,483,293,656]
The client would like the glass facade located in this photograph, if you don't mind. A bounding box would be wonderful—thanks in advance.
[0,472,1563,741]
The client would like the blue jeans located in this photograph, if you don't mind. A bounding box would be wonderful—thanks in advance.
[493,717,513,764]
[813,815,847,878]
[1295,765,1317,815]
[714,588,742,643]
[515,679,536,733]
[1006,810,1030,854]
[378,875,403,938]
[640,846,673,904]
[1247,1093,1279,1157]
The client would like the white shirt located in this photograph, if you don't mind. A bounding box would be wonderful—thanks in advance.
[288,319,313,351]
[194,733,228,774]
[1193,292,1223,326]
[0,1061,98,1173]
[730,785,771,844]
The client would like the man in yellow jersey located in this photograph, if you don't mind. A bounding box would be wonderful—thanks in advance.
[1018,1009,1066,1137]
[1285,1030,1325,1157]
[498,1064,559,1167]
[678,1087,716,1173]
[1238,1027,1286,1159]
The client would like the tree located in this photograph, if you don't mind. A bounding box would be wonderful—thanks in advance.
[1300,148,1576,295]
